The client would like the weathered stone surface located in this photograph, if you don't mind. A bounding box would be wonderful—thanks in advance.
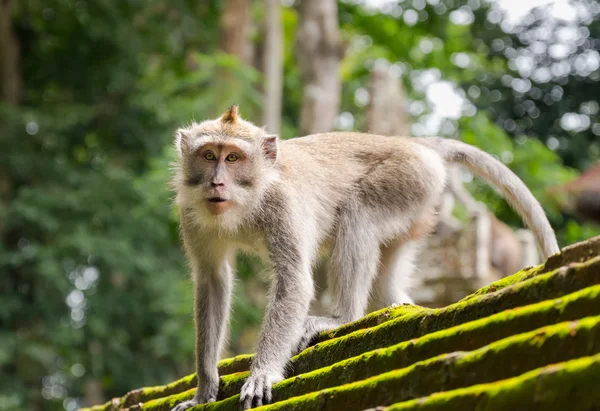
[78,235,600,411]
[463,234,600,301]
[384,353,600,410]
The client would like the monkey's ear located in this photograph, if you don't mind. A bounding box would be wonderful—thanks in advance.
[262,135,278,162]
[175,128,193,157]
[220,105,240,124]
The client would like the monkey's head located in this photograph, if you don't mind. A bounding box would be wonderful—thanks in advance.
[173,106,279,229]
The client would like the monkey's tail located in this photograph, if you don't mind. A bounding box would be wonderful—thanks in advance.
[414,137,559,259]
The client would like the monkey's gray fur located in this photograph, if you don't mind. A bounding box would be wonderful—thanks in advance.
[170,106,559,411]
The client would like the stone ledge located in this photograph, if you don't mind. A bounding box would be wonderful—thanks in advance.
[78,235,600,411]
[126,314,600,411]
[384,353,600,410]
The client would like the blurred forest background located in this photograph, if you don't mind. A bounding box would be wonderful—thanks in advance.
[1,0,600,410]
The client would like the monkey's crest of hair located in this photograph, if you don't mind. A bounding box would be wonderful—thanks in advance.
[176,105,268,145]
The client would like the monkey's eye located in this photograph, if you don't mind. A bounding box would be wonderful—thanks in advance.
[225,153,239,162]
[203,151,216,161]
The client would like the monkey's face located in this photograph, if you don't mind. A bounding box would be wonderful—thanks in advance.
[188,139,258,216]
[176,134,279,229]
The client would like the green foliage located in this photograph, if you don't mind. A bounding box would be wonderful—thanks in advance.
[457,112,578,229]
[464,3,600,171]
[1,1,261,410]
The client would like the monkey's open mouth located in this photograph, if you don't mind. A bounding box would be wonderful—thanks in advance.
[208,197,227,203]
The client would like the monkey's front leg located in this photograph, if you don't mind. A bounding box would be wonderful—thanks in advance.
[171,261,233,411]
[240,251,313,409]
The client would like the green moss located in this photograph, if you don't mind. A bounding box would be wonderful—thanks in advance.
[249,328,600,411]
[270,315,600,405]
[78,400,115,411]
[217,371,249,400]
[385,353,600,410]
[119,374,196,408]
[157,313,600,411]
[412,256,599,330]
[137,371,252,411]
[462,235,600,303]
[296,258,600,374]
[315,255,600,343]
[141,388,196,411]
[138,372,250,411]
[313,304,430,343]
[114,259,600,409]
[216,354,253,375]
[459,264,543,302]
[107,355,253,408]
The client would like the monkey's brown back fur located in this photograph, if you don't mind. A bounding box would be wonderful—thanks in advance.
[280,133,438,208]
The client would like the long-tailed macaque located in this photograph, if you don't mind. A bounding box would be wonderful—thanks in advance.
[170,106,558,410]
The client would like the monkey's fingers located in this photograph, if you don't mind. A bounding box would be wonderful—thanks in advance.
[240,372,280,409]
[170,399,199,411]
[240,377,257,410]
[254,377,265,407]
[264,379,273,404]
[241,376,264,409]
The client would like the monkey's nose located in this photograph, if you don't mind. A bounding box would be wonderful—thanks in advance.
[211,182,225,188]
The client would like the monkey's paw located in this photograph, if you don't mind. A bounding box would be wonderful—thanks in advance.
[171,399,200,411]
[294,316,342,354]
[170,390,217,411]
[240,370,283,409]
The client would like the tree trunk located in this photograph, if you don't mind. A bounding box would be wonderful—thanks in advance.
[262,0,283,135]
[0,0,18,233]
[367,64,410,136]
[83,378,106,409]
[219,0,253,65]
[0,0,21,104]
[297,0,343,315]
[296,0,343,135]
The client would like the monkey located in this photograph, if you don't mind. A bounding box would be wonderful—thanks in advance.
[488,214,532,277]
[169,106,559,411]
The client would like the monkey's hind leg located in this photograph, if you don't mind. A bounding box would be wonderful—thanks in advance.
[368,240,423,312]
[368,210,437,312]
[294,206,383,354]
[329,206,383,323]
[293,315,343,354]
[330,205,385,320]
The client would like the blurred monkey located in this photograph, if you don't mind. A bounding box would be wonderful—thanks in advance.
[445,166,539,278]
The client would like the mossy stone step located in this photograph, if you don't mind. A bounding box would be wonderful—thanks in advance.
[290,283,600,376]
[140,315,600,411]
[93,257,600,410]
[301,256,600,370]
[383,353,600,411]
[462,234,600,302]
[318,254,600,343]
[78,236,600,411]
[120,284,600,408]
